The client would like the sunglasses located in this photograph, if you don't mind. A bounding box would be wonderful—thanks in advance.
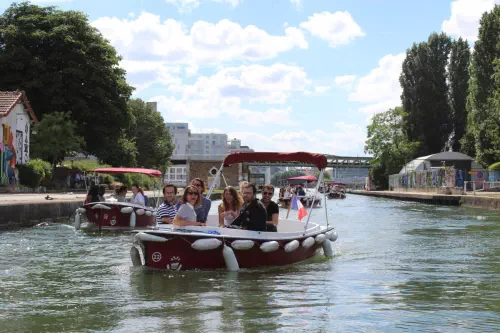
[193,183,202,187]
[187,191,199,196]
[262,192,273,196]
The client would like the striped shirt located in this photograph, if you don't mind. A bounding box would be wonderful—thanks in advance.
[156,200,178,224]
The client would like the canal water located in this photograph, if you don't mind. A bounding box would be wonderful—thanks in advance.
[1,195,499,332]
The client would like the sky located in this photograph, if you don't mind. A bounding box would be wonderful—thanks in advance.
[1,0,497,157]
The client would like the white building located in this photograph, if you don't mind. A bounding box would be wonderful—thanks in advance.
[189,132,228,160]
[166,122,190,160]
[228,138,254,153]
[0,90,38,185]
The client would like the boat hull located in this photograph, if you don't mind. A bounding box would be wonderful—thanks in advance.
[81,202,156,231]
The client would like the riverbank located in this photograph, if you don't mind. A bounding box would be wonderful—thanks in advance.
[0,191,222,230]
[350,190,500,210]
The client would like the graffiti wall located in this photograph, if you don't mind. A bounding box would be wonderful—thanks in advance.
[389,167,459,190]
[0,104,30,185]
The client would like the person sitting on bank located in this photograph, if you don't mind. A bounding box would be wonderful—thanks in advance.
[156,184,179,224]
[218,186,243,227]
[130,184,145,206]
[231,183,267,231]
[260,184,279,232]
[191,178,211,223]
[173,185,206,227]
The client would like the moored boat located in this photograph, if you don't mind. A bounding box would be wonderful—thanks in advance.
[130,152,338,271]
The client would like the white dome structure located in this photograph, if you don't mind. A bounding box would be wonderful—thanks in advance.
[400,152,474,174]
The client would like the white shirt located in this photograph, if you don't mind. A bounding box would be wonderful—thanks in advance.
[131,192,145,206]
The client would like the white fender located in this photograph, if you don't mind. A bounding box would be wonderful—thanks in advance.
[284,240,299,253]
[223,245,239,272]
[325,231,338,242]
[130,246,142,266]
[120,206,134,214]
[231,240,255,250]
[302,237,315,249]
[260,241,279,253]
[152,211,157,217]
[145,210,152,216]
[92,203,111,210]
[315,234,326,244]
[134,232,167,243]
[136,209,145,216]
[74,210,81,230]
[130,211,136,228]
[191,238,222,251]
[322,239,334,257]
[77,207,86,214]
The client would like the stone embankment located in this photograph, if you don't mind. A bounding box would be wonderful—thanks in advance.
[351,190,500,210]
[0,191,222,231]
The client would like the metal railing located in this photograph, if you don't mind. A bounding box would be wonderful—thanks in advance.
[464,181,500,194]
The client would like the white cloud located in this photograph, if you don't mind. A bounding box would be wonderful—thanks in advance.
[442,0,499,42]
[150,63,309,124]
[128,12,135,18]
[93,12,308,76]
[334,75,357,90]
[121,60,182,92]
[229,122,366,155]
[165,0,242,13]
[31,0,71,2]
[348,53,404,116]
[290,0,302,10]
[314,86,331,93]
[299,11,365,47]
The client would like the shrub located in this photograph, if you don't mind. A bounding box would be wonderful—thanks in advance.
[488,162,500,171]
[18,159,52,188]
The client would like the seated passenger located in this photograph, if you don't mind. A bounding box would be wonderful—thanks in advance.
[260,184,279,232]
[85,185,99,204]
[173,185,206,227]
[218,186,242,227]
[191,178,211,223]
[231,183,267,231]
[130,184,145,206]
[156,184,179,224]
[116,185,128,202]
[98,186,106,202]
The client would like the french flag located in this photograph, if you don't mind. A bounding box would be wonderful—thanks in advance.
[291,195,307,221]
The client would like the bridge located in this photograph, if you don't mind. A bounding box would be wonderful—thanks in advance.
[245,154,372,168]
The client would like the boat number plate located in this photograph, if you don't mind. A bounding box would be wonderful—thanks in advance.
[152,252,162,262]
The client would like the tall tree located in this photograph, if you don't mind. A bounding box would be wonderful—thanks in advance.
[0,2,134,164]
[127,99,174,170]
[400,33,452,157]
[448,37,470,152]
[365,107,419,189]
[465,5,500,166]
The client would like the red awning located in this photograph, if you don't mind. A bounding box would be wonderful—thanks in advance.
[89,168,162,178]
[223,152,327,169]
[287,175,317,182]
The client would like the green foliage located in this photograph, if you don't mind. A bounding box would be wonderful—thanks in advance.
[271,169,305,186]
[30,112,84,167]
[115,173,161,190]
[18,158,52,188]
[62,159,110,172]
[95,134,137,167]
[364,107,420,189]
[315,170,331,180]
[466,5,500,166]
[127,99,174,169]
[488,162,500,170]
[0,2,134,164]
[448,38,471,151]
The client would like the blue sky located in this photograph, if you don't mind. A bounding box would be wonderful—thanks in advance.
[1,0,496,156]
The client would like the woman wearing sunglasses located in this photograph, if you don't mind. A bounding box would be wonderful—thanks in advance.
[173,185,206,226]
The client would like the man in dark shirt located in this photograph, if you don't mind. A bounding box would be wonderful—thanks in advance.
[231,183,267,231]
[260,183,279,232]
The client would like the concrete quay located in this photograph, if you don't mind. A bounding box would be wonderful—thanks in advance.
[350,190,500,210]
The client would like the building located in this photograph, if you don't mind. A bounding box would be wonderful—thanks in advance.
[189,132,228,160]
[166,122,190,160]
[0,91,39,185]
[146,101,158,112]
[228,138,254,153]
[399,152,478,174]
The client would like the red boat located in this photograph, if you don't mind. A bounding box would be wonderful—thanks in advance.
[74,168,162,231]
[130,152,339,271]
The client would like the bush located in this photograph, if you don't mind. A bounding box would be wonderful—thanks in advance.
[114,173,161,190]
[18,159,52,188]
[488,162,500,171]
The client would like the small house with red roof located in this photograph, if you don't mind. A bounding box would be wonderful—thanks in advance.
[0,90,39,185]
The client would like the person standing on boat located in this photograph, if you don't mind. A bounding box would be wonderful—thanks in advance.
[260,184,279,232]
[173,185,206,226]
[156,184,179,224]
[191,178,211,223]
[218,186,243,227]
[130,184,145,206]
[231,183,267,231]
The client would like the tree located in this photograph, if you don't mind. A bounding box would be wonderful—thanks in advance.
[364,107,419,189]
[400,33,452,157]
[465,5,500,166]
[30,112,84,169]
[448,37,470,152]
[127,99,174,170]
[0,2,134,164]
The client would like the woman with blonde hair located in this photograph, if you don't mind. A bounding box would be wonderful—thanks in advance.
[218,186,243,227]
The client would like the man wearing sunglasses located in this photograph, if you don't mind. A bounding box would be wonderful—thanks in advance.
[261,184,279,232]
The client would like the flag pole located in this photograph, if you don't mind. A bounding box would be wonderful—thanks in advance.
[286,194,293,219]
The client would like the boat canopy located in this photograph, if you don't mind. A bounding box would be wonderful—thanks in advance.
[223,152,327,170]
[89,168,162,178]
[287,175,317,182]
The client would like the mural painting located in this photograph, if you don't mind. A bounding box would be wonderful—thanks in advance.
[1,123,17,185]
